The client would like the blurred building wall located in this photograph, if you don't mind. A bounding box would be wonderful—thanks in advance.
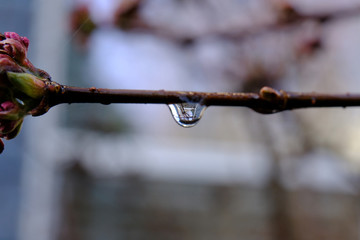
[18,0,67,239]
[15,0,360,239]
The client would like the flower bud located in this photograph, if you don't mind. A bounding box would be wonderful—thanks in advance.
[0,32,51,154]
[7,72,46,99]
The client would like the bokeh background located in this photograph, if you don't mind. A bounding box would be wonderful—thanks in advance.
[2,0,360,239]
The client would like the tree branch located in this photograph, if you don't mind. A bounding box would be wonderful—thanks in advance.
[47,85,360,114]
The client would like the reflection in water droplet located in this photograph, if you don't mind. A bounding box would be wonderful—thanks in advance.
[168,103,206,128]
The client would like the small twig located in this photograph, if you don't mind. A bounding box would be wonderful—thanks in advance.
[113,3,360,41]
[46,85,360,114]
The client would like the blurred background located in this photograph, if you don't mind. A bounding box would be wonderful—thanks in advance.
[2,0,360,239]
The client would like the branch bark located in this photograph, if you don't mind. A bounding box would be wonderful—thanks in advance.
[45,85,360,115]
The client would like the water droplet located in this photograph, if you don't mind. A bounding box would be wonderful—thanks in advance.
[168,102,206,128]
[15,98,25,106]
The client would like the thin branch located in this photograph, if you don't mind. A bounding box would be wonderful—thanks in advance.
[46,85,360,114]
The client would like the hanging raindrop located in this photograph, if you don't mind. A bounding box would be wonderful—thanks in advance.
[168,102,207,128]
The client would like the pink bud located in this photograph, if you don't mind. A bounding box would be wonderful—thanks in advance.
[0,139,3,154]
[4,32,21,42]
[21,37,29,49]
[0,101,16,111]
[0,32,50,154]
